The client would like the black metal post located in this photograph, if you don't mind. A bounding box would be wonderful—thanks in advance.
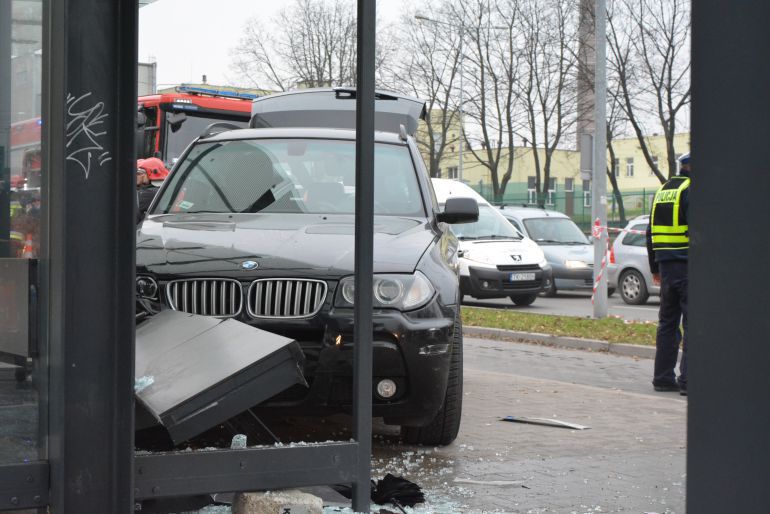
[46,0,137,511]
[689,2,770,512]
[0,0,11,258]
[352,0,375,511]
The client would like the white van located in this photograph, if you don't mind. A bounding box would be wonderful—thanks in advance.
[431,179,552,306]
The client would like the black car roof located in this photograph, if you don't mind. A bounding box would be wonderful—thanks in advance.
[200,126,405,145]
[249,88,427,136]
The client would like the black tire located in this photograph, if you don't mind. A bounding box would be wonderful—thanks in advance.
[607,287,616,297]
[510,294,537,306]
[619,269,649,305]
[542,277,557,297]
[401,311,463,446]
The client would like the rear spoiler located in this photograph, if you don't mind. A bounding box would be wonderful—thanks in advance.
[249,87,427,136]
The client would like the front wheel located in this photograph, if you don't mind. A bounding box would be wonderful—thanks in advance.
[401,312,463,446]
[619,269,649,305]
[510,294,537,306]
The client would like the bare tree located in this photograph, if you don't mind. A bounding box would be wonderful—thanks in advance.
[576,0,627,222]
[389,2,463,178]
[458,0,524,202]
[516,0,580,207]
[607,0,691,182]
[231,0,393,91]
[606,89,628,223]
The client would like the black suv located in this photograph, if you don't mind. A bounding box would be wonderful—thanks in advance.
[135,89,477,445]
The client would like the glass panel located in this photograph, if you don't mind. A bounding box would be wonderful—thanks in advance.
[0,0,43,465]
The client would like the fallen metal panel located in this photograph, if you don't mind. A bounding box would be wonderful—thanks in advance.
[134,442,358,500]
[0,461,49,511]
[135,310,306,444]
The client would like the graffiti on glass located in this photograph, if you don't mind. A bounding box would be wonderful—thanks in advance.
[66,92,112,179]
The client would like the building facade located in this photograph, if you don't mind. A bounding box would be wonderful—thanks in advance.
[417,123,690,226]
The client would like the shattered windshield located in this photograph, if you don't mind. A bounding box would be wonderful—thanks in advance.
[152,138,425,216]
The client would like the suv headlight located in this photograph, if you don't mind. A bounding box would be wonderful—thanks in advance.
[335,272,435,310]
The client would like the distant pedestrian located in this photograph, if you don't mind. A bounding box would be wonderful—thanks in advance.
[136,158,168,223]
[647,153,690,396]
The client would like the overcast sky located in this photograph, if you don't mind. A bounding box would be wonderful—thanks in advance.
[139,0,407,88]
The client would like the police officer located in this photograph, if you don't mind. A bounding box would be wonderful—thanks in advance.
[647,153,690,395]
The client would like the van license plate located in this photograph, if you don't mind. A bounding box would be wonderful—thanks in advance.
[510,272,536,281]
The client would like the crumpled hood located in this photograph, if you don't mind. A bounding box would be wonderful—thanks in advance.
[136,213,433,277]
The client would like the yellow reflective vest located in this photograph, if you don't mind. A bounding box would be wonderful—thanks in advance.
[651,176,690,251]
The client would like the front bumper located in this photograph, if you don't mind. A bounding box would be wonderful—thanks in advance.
[237,298,456,427]
[550,263,594,290]
[460,264,551,299]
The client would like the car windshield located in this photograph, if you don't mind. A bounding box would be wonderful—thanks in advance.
[523,217,589,244]
[447,204,521,240]
[152,138,425,216]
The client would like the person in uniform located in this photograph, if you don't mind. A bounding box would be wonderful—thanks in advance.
[647,153,690,396]
[136,157,169,224]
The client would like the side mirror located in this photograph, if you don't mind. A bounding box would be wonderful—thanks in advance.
[437,197,479,224]
[167,112,187,133]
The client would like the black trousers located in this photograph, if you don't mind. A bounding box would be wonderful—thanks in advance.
[653,260,688,387]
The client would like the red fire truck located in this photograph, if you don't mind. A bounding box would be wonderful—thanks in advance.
[136,84,257,178]
[7,85,258,256]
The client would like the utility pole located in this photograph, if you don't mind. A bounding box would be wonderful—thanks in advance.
[591,0,608,318]
[458,25,464,183]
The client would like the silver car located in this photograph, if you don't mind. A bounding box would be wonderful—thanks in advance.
[498,206,598,297]
[607,215,660,305]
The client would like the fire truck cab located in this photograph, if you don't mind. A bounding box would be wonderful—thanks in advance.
[136,85,258,175]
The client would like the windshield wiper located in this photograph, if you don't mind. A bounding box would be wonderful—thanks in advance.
[242,189,276,213]
[457,236,479,240]
[535,238,561,243]
[476,235,521,240]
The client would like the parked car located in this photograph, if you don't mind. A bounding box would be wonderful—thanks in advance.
[135,88,479,446]
[431,180,550,306]
[608,215,660,305]
[498,206,606,297]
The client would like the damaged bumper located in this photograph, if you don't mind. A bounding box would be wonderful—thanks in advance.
[253,299,456,427]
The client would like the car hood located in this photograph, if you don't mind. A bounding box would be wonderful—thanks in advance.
[540,243,593,265]
[459,237,545,265]
[136,213,433,278]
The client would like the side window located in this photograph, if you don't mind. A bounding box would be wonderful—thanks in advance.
[622,223,648,247]
[506,216,525,236]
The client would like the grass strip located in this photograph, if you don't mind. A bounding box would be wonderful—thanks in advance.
[461,306,657,346]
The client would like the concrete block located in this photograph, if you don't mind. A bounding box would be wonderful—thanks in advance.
[232,489,323,514]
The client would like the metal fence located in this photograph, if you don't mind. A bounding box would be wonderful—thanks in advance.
[474,186,658,232]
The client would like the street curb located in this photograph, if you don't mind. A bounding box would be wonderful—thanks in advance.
[463,326,658,359]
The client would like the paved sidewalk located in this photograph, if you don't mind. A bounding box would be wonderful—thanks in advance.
[364,337,687,513]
